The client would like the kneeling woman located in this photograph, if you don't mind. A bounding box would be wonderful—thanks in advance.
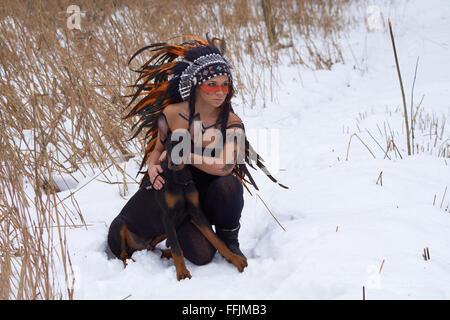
[108,37,252,266]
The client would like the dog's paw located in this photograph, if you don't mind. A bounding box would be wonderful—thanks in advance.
[160,249,172,260]
[176,266,192,281]
[229,254,248,272]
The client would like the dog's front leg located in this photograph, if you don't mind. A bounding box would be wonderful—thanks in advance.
[185,190,248,272]
[160,191,192,281]
[162,216,192,281]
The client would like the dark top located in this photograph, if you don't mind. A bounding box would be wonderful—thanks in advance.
[157,110,245,187]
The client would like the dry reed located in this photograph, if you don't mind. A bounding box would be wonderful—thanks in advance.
[0,0,358,299]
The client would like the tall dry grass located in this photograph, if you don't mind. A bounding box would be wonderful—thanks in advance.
[0,0,358,299]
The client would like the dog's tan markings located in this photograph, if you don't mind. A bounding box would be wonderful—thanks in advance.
[126,228,147,251]
[119,225,149,268]
[168,161,185,171]
[165,192,181,209]
[150,234,167,248]
[167,150,185,171]
[190,220,248,272]
[167,158,173,170]
[185,190,200,207]
[119,225,129,267]
[149,234,172,259]
[171,251,192,281]
[159,248,172,259]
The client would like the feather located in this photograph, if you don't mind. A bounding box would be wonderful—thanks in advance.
[126,36,288,193]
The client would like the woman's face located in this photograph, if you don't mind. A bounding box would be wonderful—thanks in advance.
[196,75,230,108]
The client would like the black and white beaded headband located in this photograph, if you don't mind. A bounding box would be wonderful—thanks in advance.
[178,53,232,101]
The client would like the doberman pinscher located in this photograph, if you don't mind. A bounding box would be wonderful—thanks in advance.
[107,131,248,280]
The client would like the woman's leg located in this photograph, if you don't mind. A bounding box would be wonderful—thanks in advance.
[177,217,217,265]
[203,175,246,258]
[203,174,244,229]
[176,173,246,265]
[177,174,245,265]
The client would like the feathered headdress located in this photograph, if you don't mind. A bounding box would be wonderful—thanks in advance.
[124,35,288,194]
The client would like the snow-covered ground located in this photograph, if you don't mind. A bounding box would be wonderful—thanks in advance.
[57,0,450,299]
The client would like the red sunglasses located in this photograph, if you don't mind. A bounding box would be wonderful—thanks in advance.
[199,82,230,94]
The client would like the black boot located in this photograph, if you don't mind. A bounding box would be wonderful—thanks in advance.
[215,223,246,259]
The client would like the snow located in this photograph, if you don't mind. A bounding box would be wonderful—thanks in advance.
[53,0,450,299]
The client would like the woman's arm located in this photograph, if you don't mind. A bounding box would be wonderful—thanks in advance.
[147,107,172,167]
[146,138,164,167]
[145,110,171,189]
[189,126,245,176]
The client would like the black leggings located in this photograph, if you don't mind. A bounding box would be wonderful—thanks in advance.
[178,165,244,265]
[118,165,244,265]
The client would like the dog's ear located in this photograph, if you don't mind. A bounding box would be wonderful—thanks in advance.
[163,132,173,153]
[189,113,202,142]
[157,113,169,144]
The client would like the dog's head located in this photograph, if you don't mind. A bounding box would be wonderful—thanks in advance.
[157,113,188,172]
[162,131,189,172]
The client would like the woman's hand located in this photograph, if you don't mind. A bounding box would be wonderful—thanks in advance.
[159,150,167,163]
[146,150,167,190]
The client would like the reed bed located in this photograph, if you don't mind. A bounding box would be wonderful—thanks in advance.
[0,0,358,299]
[347,106,449,161]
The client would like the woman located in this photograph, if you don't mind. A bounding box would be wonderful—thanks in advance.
[111,36,286,266]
